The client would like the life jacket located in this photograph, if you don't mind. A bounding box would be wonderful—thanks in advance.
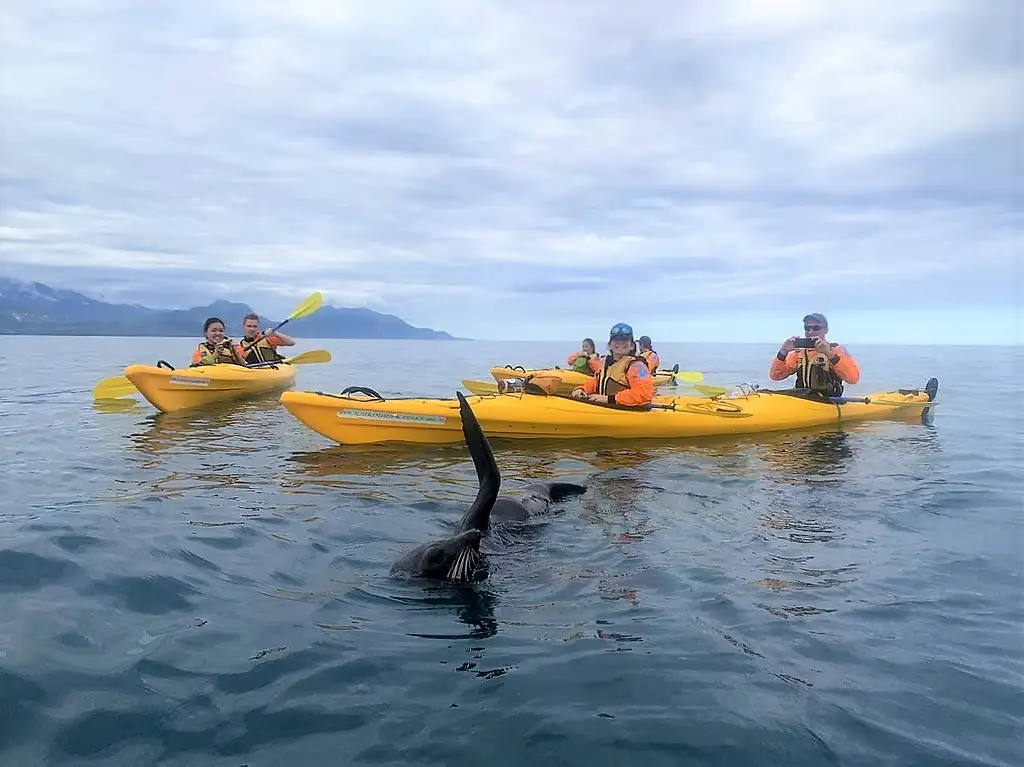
[194,340,241,366]
[239,335,282,364]
[596,354,649,396]
[796,344,844,397]
[570,352,597,372]
[639,348,659,374]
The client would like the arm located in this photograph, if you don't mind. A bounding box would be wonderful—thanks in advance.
[612,361,655,407]
[571,372,599,398]
[587,355,602,374]
[266,330,295,348]
[769,350,799,381]
[830,346,860,384]
[191,346,204,365]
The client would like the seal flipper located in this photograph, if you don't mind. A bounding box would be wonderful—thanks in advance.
[455,392,500,534]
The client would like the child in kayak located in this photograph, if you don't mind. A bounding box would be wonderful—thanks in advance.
[190,317,247,367]
[566,337,600,373]
[570,323,654,407]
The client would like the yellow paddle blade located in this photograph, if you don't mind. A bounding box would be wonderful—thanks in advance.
[283,349,331,365]
[692,383,728,397]
[92,375,138,400]
[461,379,499,395]
[287,291,323,322]
[672,370,704,383]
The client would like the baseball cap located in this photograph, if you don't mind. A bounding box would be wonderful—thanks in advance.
[609,322,634,341]
[802,313,828,330]
[638,335,652,347]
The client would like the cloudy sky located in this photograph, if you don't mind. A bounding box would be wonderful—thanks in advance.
[1,0,1020,343]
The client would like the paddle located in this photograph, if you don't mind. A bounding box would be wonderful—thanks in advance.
[239,291,323,355]
[670,370,704,383]
[91,292,325,400]
[248,349,332,367]
[92,375,140,400]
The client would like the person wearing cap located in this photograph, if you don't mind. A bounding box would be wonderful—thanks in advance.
[566,337,601,373]
[637,335,660,375]
[770,313,860,397]
[570,322,654,407]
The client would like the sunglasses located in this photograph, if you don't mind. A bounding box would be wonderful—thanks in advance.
[804,325,823,332]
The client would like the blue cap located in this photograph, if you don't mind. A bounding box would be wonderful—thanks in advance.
[609,322,634,340]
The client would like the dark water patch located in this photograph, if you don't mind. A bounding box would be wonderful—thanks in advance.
[0,549,82,592]
[87,574,200,615]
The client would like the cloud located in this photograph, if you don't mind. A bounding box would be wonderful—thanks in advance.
[0,0,1020,344]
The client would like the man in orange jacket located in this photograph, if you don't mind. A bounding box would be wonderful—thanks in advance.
[770,312,860,397]
[570,322,654,407]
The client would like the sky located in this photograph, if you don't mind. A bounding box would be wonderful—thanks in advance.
[0,0,1021,344]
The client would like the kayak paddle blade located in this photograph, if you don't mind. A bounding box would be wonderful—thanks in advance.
[92,375,138,400]
[284,349,331,365]
[286,292,323,322]
[672,370,705,383]
[692,383,728,396]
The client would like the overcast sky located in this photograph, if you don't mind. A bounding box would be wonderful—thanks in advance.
[1,1,1020,344]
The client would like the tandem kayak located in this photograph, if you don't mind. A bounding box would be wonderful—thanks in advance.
[279,379,939,446]
[124,362,297,413]
[489,364,681,394]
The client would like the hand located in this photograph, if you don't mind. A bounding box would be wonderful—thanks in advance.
[780,336,798,354]
[813,337,832,356]
[570,387,587,399]
[262,328,275,340]
[588,394,609,404]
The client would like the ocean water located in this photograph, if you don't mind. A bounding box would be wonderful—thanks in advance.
[0,336,1021,766]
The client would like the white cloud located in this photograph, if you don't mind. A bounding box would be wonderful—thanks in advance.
[0,0,1020,342]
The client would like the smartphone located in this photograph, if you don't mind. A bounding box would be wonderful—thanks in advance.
[794,337,816,348]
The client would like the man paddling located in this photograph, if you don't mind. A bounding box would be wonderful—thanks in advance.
[770,313,860,397]
[237,312,295,364]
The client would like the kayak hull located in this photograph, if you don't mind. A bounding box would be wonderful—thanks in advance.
[124,363,297,413]
[280,384,937,446]
[489,365,678,393]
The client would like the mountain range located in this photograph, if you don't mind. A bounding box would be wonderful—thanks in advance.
[0,277,456,339]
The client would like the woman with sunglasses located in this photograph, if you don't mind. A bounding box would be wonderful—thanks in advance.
[570,322,654,407]
[770,312,860,397]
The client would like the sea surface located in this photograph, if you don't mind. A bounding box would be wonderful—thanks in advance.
[0,336,1021,766]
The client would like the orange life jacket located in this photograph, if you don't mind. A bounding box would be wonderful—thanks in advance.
[596,354,649,396]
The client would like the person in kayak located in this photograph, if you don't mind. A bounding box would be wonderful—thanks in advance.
[637,335,660,375]
[569,322,654,407]
[566,338,600,373]
[237,311,294,364]
[769,312,860,396]
[190,317,247,366]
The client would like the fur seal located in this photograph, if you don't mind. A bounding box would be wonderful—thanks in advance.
[390,391,586,582]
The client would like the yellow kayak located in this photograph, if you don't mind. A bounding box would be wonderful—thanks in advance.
[279,380,938,446]
[124,362,297,414]
[489,364,680,394]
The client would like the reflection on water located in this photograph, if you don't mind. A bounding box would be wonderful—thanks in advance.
[406,585,501,642]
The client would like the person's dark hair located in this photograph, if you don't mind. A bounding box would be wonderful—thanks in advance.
[203,317,225,332]
[582,337,595,351]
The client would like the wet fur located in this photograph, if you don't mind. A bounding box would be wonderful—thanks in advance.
[390,392,586,582]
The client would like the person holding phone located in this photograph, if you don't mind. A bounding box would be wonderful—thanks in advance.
[769,313,860,397]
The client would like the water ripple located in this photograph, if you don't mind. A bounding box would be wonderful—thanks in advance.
[0,338,1021,766]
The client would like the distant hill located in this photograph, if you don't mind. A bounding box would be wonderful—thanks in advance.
[0,277,456,339]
